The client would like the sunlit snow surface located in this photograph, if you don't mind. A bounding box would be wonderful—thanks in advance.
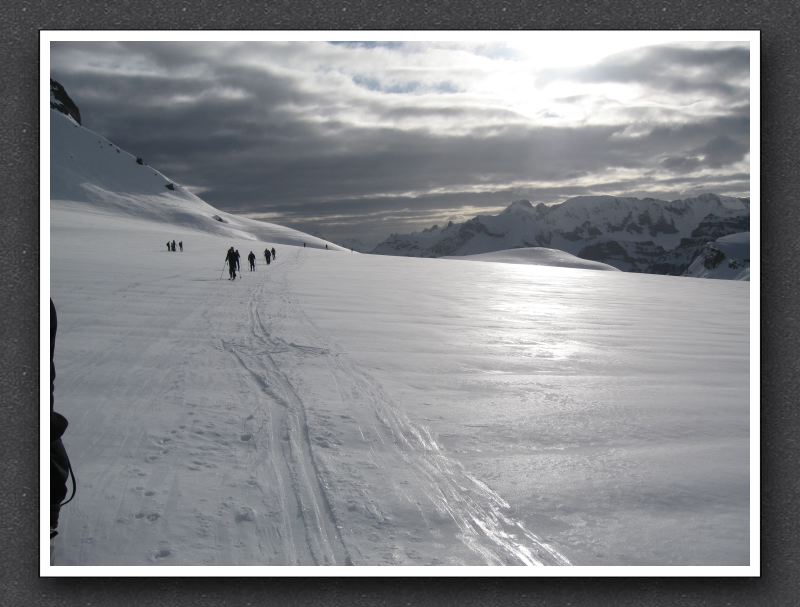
[49,110,748,567]
[51,205,748,567]
[445,247,620,271]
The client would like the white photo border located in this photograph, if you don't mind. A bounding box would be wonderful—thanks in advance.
[41,29,760,577]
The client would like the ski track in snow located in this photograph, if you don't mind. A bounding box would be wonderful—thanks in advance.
[252,248,570,566]
[217,275,351,565]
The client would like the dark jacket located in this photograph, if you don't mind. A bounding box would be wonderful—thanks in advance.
[51,300,72,530]
[225,248,236,267]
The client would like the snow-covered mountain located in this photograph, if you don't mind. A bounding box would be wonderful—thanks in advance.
[50,90,345,251]
[685,232,750,280]
[372,195,750,277]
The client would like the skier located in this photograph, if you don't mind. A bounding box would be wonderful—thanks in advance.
[248,251,256,271]
[225,246,238,280]
[234,249,241,272]
[264,248,270,264]
[166,242,170,252]
[271,247,276,261]
[179,241,183,252]
[172,240,176,252]
[51,299,75,543]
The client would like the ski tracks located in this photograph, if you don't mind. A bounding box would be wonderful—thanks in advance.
[218,271,351,566]
[253,249,570,566]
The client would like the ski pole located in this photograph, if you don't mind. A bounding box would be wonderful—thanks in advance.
[219,261,226,280]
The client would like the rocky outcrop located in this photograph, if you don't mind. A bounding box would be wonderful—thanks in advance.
[684,232,750,280]
[50,79,82,125]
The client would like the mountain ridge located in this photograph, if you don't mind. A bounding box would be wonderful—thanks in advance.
[372,194,750,278]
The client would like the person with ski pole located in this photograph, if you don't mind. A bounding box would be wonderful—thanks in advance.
[248,251,256,271]
[225,246,238,280]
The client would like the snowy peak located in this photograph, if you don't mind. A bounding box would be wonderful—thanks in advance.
[501,199,536,215]
[557,195,634,213]
[689,192,748,212]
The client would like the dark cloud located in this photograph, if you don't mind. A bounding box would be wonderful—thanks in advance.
[660,156,703,172]
[691,135,749,168]
[545,43,750,102]
[50,40,750,247]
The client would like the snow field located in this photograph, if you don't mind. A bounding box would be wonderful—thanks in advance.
[50,202,749,566]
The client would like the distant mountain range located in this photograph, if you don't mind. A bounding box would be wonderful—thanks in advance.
[372,194,750,278]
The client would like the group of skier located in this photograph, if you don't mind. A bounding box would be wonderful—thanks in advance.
[166,240,183,252]
[225,246,276,280]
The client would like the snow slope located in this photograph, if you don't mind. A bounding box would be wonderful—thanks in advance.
[685,232,750,280]
[51,110,345,250]
[48,108,750,568]
[445,247,620,271]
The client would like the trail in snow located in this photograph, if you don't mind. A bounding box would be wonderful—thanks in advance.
[255,248,570,566]
[216,275,351,565]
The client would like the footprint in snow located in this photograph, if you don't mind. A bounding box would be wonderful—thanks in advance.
[235,507,257,523]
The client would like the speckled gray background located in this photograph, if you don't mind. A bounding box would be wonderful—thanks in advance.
[2,1,794,605]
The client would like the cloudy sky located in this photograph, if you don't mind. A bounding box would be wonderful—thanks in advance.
[50,36,751,248]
